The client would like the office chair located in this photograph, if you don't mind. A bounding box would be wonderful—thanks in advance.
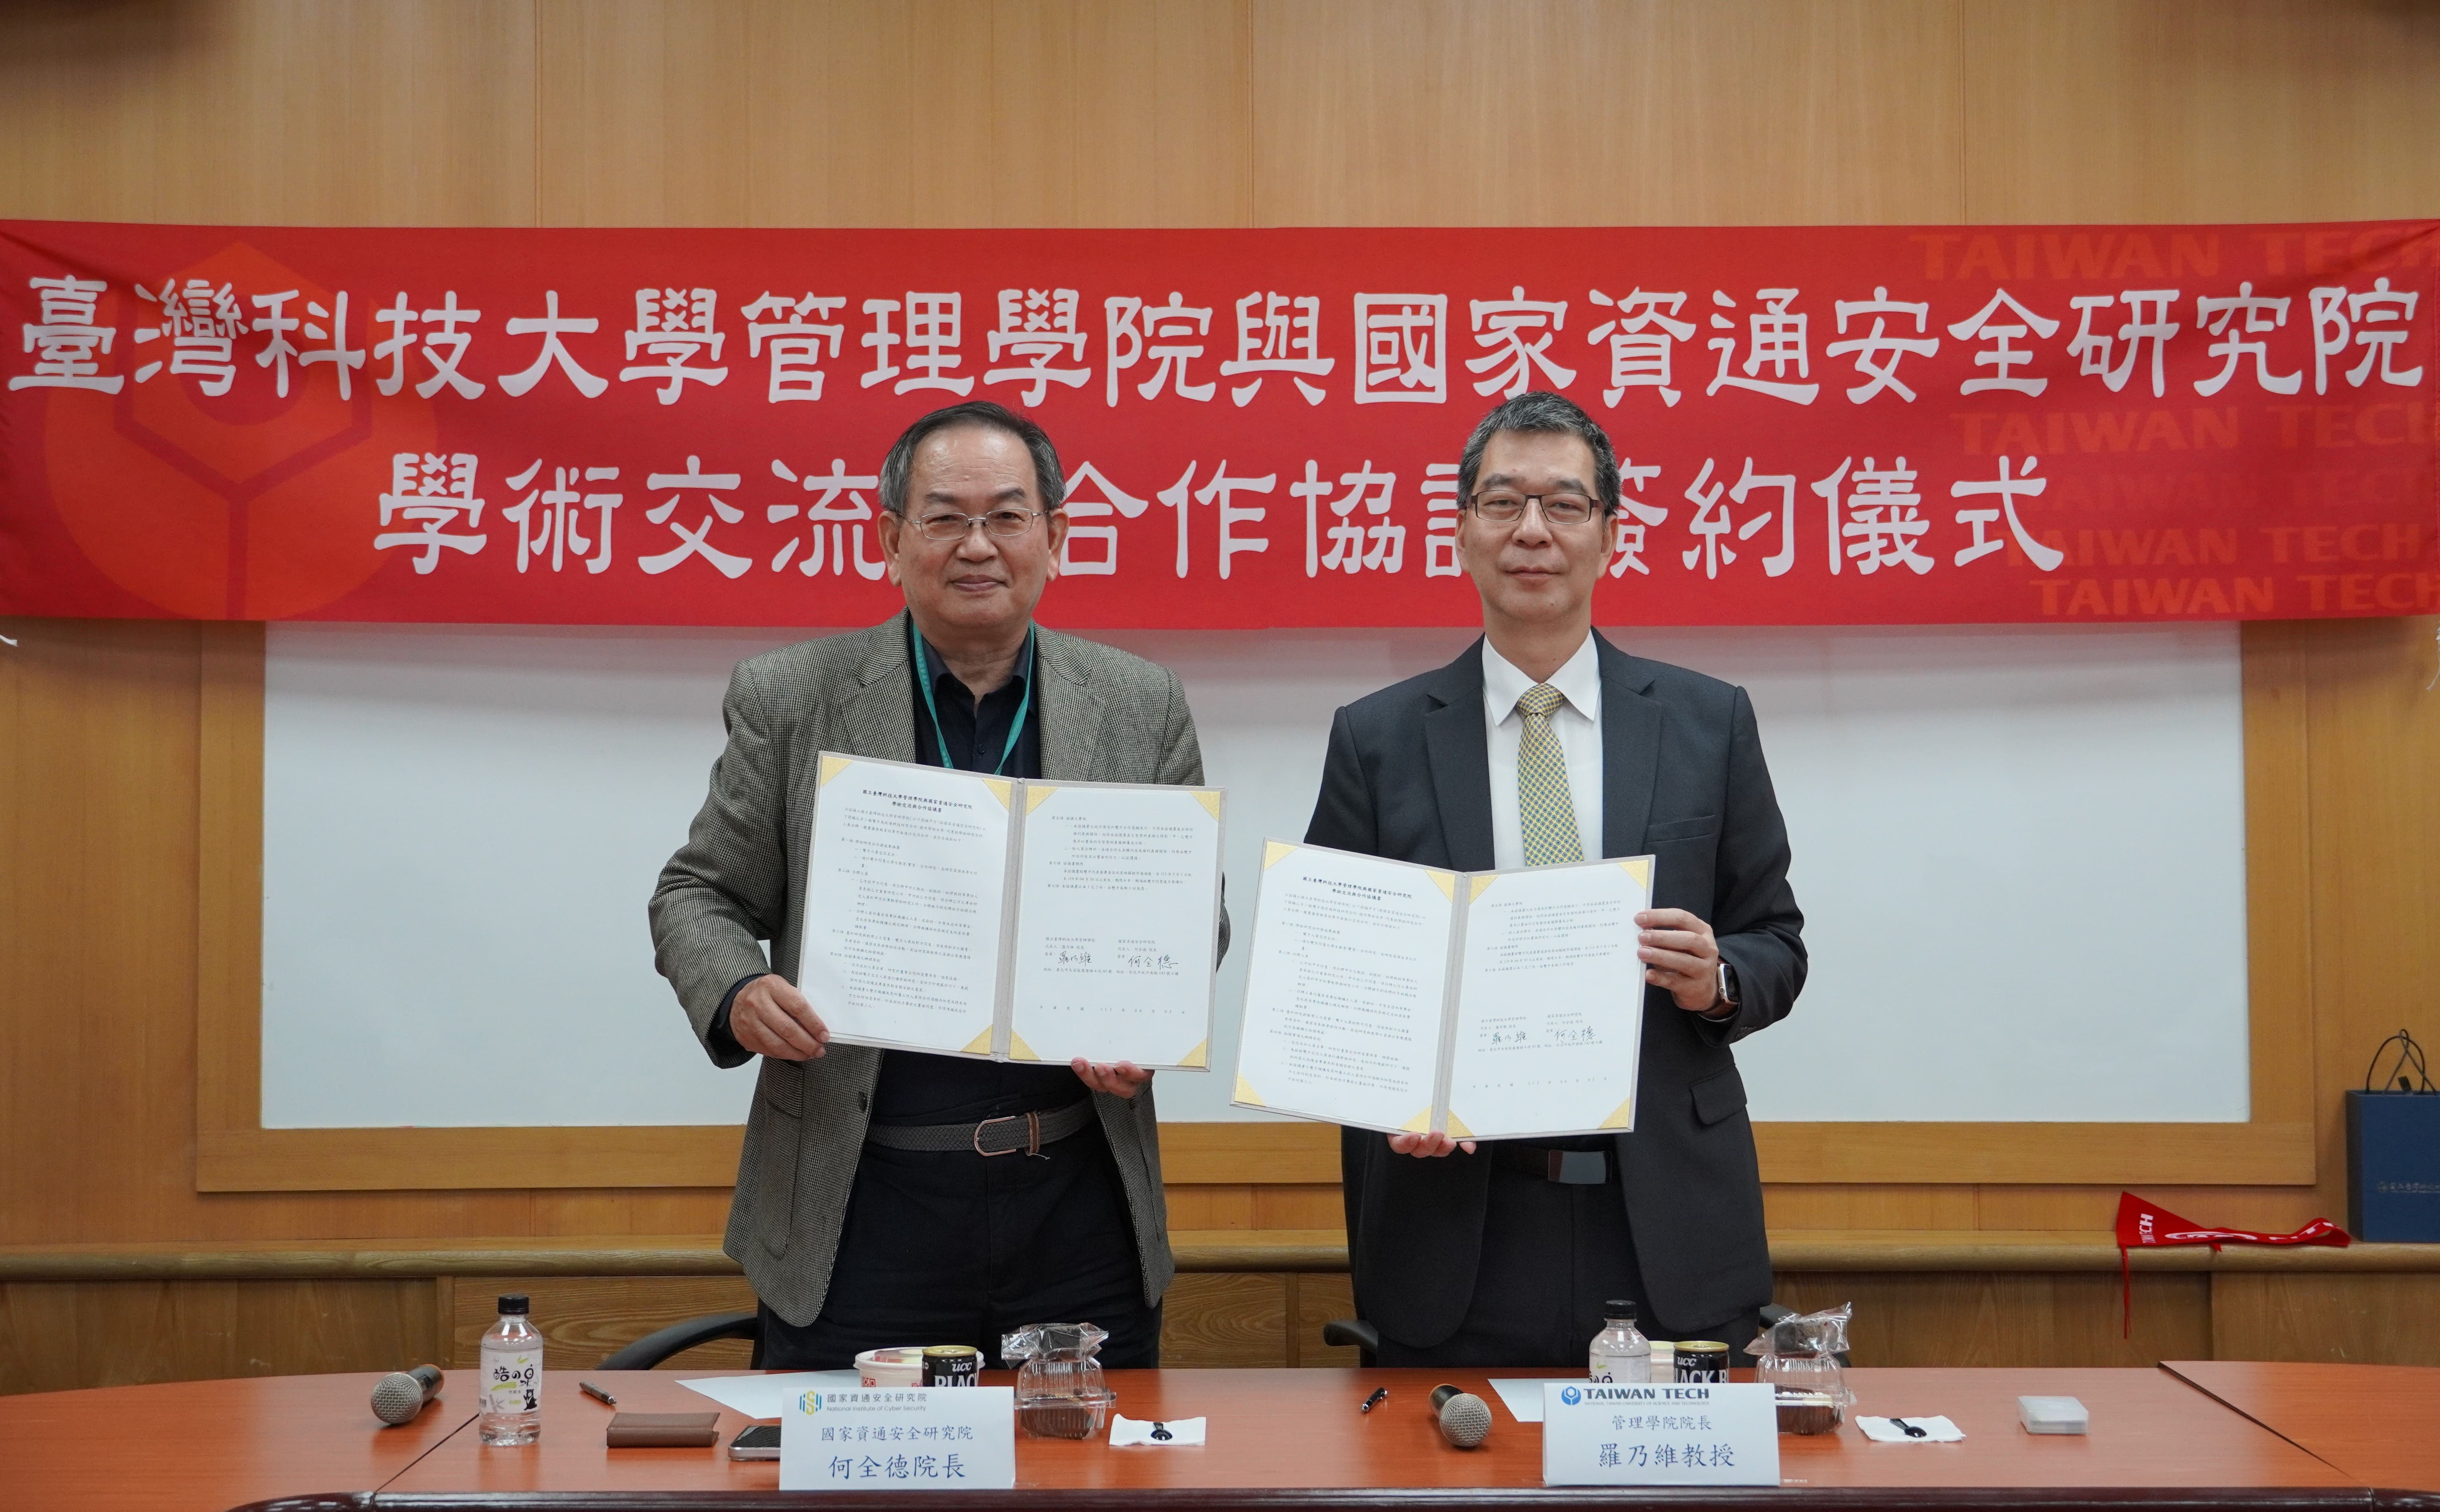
[597,1310,764,1370]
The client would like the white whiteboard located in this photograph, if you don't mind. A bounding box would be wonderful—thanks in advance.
[260,621,2249,1128]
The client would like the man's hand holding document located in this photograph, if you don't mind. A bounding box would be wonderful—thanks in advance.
[1232,840,1654,1138]
[798,752,1225,1072]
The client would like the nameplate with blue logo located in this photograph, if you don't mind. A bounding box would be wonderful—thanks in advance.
[1541,1381,1779,1487]
[780,1386,1016,1491]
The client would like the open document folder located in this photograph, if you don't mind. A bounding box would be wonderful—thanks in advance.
[798,752,1224,1071]
[1233,840,1653,1138]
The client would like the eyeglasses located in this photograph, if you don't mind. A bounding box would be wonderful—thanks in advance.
[910,507,1045,543]
[1465,490,1602,526]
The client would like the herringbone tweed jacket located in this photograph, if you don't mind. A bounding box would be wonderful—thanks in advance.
[650,612,1211,1327]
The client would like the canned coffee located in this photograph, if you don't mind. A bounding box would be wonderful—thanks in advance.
[1674,1340,1730,1383]
[922,1344,984,1386]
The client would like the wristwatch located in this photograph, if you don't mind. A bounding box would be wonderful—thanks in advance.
[1708,961,1741,1020]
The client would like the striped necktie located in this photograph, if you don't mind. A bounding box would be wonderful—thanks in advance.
[1515,682,1583,866]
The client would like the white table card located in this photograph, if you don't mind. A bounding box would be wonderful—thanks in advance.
[780,1386,1016,1491]
[1541,1381,1779,1487]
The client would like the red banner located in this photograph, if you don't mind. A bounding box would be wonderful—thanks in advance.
[4,219,2435,626]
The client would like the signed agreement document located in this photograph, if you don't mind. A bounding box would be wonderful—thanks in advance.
[798,752,1224,1071]
[1233,841,1653,1138]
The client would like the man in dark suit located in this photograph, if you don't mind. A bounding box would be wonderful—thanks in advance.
[1305,391,1805,1368]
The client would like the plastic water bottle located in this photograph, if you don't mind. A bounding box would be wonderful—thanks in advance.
[479,1293,543,1444]
[1589,1298,1652,1383]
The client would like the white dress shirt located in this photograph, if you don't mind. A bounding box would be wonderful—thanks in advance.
[1483,635,1604,870]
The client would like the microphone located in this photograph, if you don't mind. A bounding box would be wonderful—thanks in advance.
[371,1365,445,1426]
[1430,1383,1492,1449]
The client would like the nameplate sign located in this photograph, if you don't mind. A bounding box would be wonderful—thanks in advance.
[780,1386,1016,1491]
[1541,1381,1779,1487]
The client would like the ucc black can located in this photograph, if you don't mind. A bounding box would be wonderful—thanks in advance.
[1674,1340,1730,1384]
[922,1344,983,1387]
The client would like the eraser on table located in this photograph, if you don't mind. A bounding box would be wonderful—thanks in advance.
[2017,1395,2089,1435]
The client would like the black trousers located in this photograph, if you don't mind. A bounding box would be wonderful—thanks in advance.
[758,1124,1161,1370]
[1373,1154,1760,1369]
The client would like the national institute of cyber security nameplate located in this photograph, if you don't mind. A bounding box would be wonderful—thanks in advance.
[780,1386,1016,1491]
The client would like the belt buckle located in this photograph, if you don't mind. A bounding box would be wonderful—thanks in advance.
[1545,1149,1607,1185]
[972,1111,1042,1158]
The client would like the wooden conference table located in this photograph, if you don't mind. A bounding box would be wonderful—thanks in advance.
[3,1365,2434,1511]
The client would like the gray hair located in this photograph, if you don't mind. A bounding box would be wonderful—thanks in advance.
[1455,391,1623,517]
[877,401,1066,516]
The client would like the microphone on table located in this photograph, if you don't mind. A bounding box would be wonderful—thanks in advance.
[1430,1383,1492,1449]
[371,1365,445,1426]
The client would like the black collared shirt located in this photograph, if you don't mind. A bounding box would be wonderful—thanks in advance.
[908,620,1044,783]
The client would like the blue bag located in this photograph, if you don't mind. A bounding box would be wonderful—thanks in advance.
[2346,1030,2440,1243]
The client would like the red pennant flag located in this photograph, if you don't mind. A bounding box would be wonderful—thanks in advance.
[2114,1192,2349,1335]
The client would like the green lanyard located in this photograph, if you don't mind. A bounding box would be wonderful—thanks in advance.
[910,618,1035,777]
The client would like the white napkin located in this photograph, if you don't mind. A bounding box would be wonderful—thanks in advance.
[1110,1414,1206,1447]
[1858,1414,1965,1443]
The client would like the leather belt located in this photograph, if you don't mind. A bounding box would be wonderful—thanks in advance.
[863,1099,1097,1158]
[1494,1144,1612,1185]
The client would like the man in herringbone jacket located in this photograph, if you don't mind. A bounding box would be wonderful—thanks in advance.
[651,401,1215,1369]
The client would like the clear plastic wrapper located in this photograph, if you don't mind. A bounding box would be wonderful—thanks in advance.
[1000,1321,1117,1440]
[1747,1301,1854,1435]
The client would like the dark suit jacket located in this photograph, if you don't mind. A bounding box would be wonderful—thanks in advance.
[1305,633,1805,1344]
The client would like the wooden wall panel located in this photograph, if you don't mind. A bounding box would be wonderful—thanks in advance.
[0,0,537,226]
[445,1275,759,1370]
[1962,0,2440,224]
[2297,615,2440,1225]
[2210,1273,2440,1365]
[1252,0,1965,227]
[0,622,204,1248]
[0,1278,434,1396]
[537,0,755,227]
[1291,1271,1360,1367]
[1772,1273,2214,1370]
[1159,1272,1290,1367]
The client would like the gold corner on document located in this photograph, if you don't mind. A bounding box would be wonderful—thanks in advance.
[1619,856,1652,890]
[1027,784,1058,814]
[1263,839,1297,870]
[1469,874,1495,902]
[1401,1108,1434,1133]
[1234,1075,1266,1106]
[1007,1032,1042,1062]
[981,776,1014,809]
[1177,1039,1209,1068]
[960,1028,996,1056]
[818,752,854,788]
[1599,1096,1636,1131]
[1444,1110,1475,1140]
[1427,870,1456,900]
[1193,789,1223,822]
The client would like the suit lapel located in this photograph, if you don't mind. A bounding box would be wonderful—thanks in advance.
[1034,627,1107,782]
[1597,634,1662,858]
[1422,641,1497,872]
[837,612,919,763]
